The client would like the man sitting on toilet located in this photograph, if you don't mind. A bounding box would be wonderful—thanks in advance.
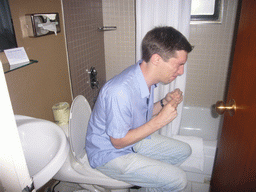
[86,26,193,192]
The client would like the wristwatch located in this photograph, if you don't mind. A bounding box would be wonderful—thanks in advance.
[160,99,164,108]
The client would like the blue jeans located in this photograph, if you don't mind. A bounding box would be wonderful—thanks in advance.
[96,133,192,192]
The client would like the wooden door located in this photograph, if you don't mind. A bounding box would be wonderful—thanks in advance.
[210,0,256,191]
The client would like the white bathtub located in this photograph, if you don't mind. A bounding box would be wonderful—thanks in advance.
[179,106,221,184]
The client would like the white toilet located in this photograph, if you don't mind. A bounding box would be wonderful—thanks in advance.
[53,95,133,192]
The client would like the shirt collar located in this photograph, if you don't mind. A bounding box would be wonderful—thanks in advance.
[135,60,156,99]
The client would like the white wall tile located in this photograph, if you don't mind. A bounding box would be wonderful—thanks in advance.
[102,0,136,81]
[102,0,238,108]
[185,0,239,108]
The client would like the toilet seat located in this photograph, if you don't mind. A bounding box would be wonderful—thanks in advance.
[68,95,91,164]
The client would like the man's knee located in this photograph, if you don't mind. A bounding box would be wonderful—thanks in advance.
[178,172,188,191]
[168,170,188,191]
[173,142,192,167]
[183,142,192,158]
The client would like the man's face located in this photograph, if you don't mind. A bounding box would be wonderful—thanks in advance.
[159,50,188,84]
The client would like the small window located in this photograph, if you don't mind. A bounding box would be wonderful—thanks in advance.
[191,0,222,23]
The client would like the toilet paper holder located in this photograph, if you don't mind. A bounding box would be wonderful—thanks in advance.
[25,13,61,37]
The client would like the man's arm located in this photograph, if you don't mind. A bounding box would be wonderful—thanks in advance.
[110,99,179,149]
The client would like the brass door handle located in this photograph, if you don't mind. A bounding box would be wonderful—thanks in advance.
[215,99,236,116]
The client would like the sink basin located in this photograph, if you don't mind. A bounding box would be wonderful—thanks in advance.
[15,115,69,189]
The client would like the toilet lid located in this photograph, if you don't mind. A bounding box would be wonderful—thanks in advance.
[68,95,91,164]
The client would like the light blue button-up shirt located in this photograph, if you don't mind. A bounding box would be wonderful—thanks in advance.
[86,60,156,168]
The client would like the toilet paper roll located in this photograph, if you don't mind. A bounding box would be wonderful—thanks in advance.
[52,102,70,125]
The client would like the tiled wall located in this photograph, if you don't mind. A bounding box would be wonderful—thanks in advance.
[184,0,238,107]
[63,0,238,109]
[62,0,106,107]
[103,0,238,108]
[102,0,136,80]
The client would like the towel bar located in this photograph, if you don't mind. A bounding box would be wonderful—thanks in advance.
[98,26,117,31]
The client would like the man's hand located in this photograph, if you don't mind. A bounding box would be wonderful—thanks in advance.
[164,88,183,105]
[157,99,179,126]
[153,88,183,116]
[156,88,183,126]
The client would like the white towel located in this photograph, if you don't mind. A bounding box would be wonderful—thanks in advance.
[172,135,204,172]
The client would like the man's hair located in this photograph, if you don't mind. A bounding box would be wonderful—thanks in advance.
[142,26,193,62]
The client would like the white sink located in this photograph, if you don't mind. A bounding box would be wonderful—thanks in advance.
[15,115,69,189]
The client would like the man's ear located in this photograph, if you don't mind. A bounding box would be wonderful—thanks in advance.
[151,54,162,66]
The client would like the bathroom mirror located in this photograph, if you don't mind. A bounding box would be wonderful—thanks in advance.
[0,0,18,52]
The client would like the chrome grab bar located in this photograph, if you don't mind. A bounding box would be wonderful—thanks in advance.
[98,26,117,31]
